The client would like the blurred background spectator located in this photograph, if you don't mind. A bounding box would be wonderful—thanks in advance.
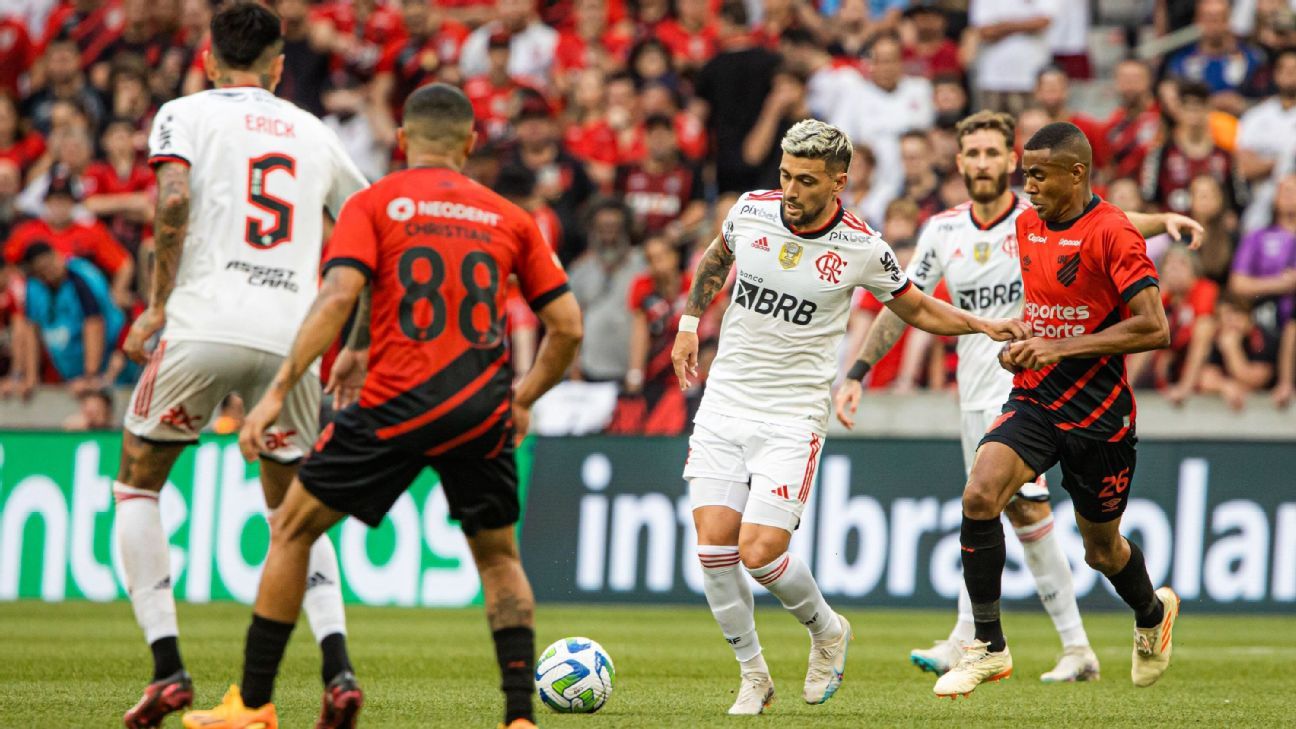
[2,0,1295,430]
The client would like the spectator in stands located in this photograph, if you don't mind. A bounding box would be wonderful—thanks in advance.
[1229,173,1296,340]
[880,197,919,247]
[656,0,718,70]
[271,0,334,117]
[827,0,874,59]
[464,32,535,143]
[22,39,107,135]
[1164,0,1267,115]
[6,173,134,307]
[311,0,408,82]
[505,93,596,261]
[1047,0,1091,78]
[371,0,470,148]
[62,387,112,430]
[0,261,36,400]
[553,0,633,88]
[1130,245,1219,403]
[0,158,23,243]
[898,130,942,224]
[639,82,707,162]
[1200,295,1280,409]
[968,0,1053,114]
[0,14,34,100]
[843,34,934,203]
[0,93,46,176]
[459,0,559,81]
[781,27,862,132]
[1275,317,1296,407]
[843,142,889,228]
[628,38,677,92]
[1102,59,1161,183]
[616,234,691,435]
[932,74,970,127]
[322,76,387,182]
[742,65,811,189]
[1236,48,1296,234]
[19,242,125,393]
[83,118,154,254]
[1187,174,1240,285]
[107,63,157,142]
[17,126,94,218]
[616,113,706,241]
[1142,81,1247,215]
[1243,0,1296,56]
[900,3,962,80]
[1033,66,1107,171]
[567,198,644,382]
[694,0,781,194]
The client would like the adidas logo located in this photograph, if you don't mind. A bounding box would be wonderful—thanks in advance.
[307,571,333,589]
[772,485,790,499]
[752,236,770,251]
[152,576,172,591]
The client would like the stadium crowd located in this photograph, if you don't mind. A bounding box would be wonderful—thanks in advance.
[1,0,1295,434]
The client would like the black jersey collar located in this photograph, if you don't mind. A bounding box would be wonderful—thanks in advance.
[1045,194,1102,232]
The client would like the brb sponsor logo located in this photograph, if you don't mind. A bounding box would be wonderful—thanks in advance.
[733,279,817,325]
[386,197,502,226]
[1024,301,1090,336]
[956,281,1022,311]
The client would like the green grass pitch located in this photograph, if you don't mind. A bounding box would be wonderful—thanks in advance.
[2,601,1291,727]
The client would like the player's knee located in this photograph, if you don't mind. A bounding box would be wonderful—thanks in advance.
[116,436,171,491]
[1083,541,1123,574]
[737,535,783,571]
[961,480,1002,520]
[1004,497,1050,527]
[268,507,325,548]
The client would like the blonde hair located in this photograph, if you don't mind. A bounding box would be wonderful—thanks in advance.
[781,119,853,173]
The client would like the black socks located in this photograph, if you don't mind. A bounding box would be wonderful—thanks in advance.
[150,636,184,681]
[493,627,535,724]
[961,515,1007,652]
[320,632,353,686]
[1107,539,1164,628]
[241,614,295,708]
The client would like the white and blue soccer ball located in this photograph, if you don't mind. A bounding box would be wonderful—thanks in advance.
[535,636,616,713]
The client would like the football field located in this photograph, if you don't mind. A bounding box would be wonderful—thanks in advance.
[3,601,1291,728]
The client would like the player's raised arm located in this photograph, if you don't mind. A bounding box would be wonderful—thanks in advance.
[123,161,189,364]
[1008,285,1170,370]
[672,234,734,390]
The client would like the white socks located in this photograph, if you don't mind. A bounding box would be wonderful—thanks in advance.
[950,583,976,644]
[698,545,763,664]
[1016,513,1089,649]
[747,552,841,641]
[114,482,178,645]
[302,534,348,641]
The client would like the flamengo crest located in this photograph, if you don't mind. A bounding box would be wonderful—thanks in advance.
[815,251,846,283]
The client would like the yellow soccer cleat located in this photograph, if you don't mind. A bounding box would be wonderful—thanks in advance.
[1132,586,1180,687]
[182,685,278,729]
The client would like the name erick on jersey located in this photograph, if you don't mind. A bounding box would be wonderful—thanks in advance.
[910,195,1031,411]
[1014,196,1159,441]
[701,190,912,431]
[147,87,368,357]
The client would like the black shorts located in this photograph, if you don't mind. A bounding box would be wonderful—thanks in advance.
[297,405,519,535]
[979,398,1137,523]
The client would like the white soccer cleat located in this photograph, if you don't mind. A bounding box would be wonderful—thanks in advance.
[909,639,963,676]
[1132,586,1180,687]
[1040,645,1100,683]
[803,613,851,704]
[727,672,774,715]
[932,641,1013,699]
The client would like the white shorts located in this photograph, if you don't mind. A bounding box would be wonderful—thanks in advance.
[962,407,1048,502]
[683,410,824,532]
[124,339,320,463]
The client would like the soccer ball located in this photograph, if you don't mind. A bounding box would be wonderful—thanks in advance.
[535,637,615,713]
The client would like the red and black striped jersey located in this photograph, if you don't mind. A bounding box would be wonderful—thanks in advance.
[324,166,569,455]
[1013,197,1159,441]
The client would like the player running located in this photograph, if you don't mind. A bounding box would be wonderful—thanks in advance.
[672,119,1030,715]
[181,83,581,729]
[835,111,1202,683]
[931,121,1181,698]
[116,4,369,727]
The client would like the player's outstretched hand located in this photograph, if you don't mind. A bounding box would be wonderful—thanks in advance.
[672,331,700,391]
[1163,212,1205,250]
[238,393,283,462]
[325,348,368,410]
[834,380,863,429]
[981,318,1031,342]
[1006,337,1062,370]
[123,307,166,365]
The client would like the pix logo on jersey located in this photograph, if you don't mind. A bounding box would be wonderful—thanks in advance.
[815,251,846,284]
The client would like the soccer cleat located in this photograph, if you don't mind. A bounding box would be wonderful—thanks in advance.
[909,639,963,676]
[496,720,538,729]
[1132,586,1180,688]
[1040,645,1100,683]
[181,685,277,729]
[803,613,852,704]
[123,669,194,728]
[727,672,775,715]
[315,671,363,729]
[932,641,1013,698]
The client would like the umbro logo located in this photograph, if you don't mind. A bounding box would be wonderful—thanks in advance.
[1056,253,1081,287]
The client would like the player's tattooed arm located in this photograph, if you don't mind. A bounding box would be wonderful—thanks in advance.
[150,162,190,307]
[857,307,909,367]
[684,236,735,316]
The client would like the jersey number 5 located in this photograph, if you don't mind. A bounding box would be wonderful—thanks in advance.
[398,248,502,346]
[245,153,296,249]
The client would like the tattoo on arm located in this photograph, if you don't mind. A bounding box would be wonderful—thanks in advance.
[345,286,371,349]
[685,238,735,316]
[150,163,190,308]
[859,307,909,366]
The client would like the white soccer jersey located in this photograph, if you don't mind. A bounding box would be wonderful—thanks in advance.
[700,191,912,431]
[147,87,368,357]
[908,195,1031,411]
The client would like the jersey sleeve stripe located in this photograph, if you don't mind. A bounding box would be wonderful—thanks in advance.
[528,281,571,311]
[321,257,374,281]
[147,154,190,169]
[890,280,912,298]
[1120,275,1159,302]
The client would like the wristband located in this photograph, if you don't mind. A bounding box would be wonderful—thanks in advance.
[846,360,871,382]
[679,314,700,334]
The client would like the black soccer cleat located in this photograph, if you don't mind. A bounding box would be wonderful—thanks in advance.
[315,671,363,729]
[123,669,194,728]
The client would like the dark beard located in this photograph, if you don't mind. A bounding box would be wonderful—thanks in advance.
[963,171,1009,203]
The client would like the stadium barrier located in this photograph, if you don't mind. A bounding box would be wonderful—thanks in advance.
[1,431,1293,613]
